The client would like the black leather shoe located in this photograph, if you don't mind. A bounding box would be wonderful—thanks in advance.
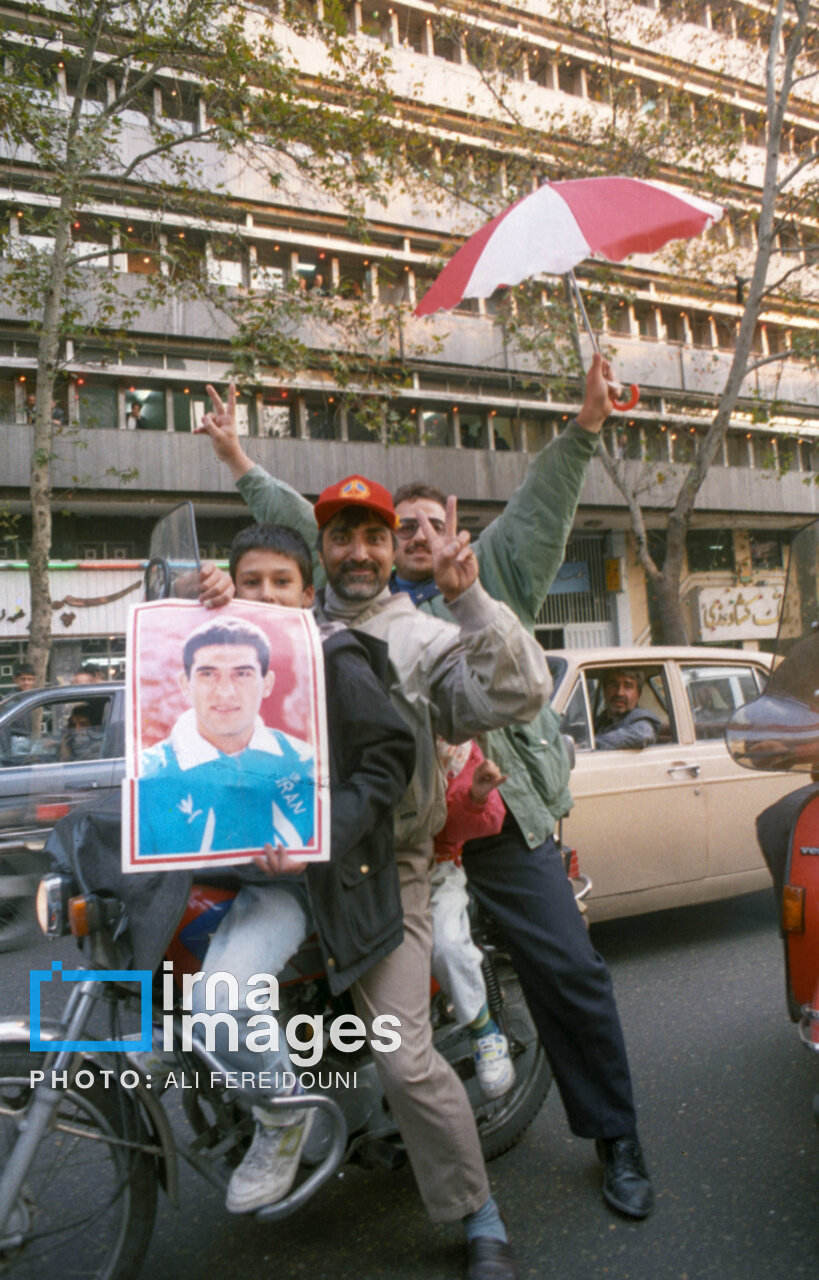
[596,1136,654,1219]
[464,1236,518,1280]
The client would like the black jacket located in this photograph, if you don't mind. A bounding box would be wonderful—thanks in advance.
[45,628,415,994]
[306,626,415,992]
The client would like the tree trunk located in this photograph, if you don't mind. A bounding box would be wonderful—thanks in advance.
[651,570,689,644]
[27,206,74,684]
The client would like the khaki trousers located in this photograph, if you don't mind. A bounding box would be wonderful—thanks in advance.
[352,840,490,1223]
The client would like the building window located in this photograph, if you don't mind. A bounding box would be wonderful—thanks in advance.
[261,398,294,438]
[725,432,750,467]
[686,529,735,573]
[125,388,166,431]
[458,411,486,449]
[77,383,117,430]
[420,408,452,447]
[751,434,776,469]
[490,415,517,451]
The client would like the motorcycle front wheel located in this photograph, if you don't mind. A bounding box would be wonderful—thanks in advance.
[0,1047,158,1280]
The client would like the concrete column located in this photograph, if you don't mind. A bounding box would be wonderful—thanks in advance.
[421,17,434,55]
[294,395,308,439]
[384,9,399,46]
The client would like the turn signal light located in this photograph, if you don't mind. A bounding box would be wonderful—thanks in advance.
[782,884,805,934]
[68,896,92,937]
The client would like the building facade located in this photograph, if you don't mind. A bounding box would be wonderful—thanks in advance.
[1,0,817,689]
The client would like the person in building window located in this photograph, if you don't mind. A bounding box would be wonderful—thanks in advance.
[125,402,143,430]
[594,668,661,750]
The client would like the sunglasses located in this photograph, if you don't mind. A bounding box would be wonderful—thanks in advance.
[396,517,446,539]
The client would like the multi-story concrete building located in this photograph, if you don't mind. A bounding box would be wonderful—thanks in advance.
[2,0,817,689]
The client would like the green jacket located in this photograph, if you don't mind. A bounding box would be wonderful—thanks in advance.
[237,420,599,847]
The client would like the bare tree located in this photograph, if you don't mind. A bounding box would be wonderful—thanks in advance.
[1,0,397,679]
[409,0,818,640]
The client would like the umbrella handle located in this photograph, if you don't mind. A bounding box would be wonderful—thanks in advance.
[611,384,640,412]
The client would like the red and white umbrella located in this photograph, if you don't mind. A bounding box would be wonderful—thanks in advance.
[414,176,723,410]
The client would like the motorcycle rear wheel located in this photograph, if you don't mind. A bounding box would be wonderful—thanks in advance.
[434,958,553,1163]
[0,1047,158,1280]
[476,959,553,1161]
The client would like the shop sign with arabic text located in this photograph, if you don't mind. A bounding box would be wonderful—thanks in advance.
[697,585,783,642]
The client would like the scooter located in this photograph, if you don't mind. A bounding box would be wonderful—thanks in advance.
[726,516,819,1112]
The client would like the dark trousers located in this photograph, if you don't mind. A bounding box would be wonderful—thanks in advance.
[461,818,636,1139]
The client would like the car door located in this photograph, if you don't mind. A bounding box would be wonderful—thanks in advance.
[557,660,709,911]
[0,687,124,854]
[675,659,800,879]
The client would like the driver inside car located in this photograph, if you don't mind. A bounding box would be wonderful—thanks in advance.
[594,668,661,750]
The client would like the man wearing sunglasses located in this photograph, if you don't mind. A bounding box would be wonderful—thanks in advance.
[197,353,653,1225]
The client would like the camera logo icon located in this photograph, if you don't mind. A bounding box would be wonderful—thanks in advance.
[29,960,153,1052]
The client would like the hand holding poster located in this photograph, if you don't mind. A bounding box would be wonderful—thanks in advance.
[122,600,329,873]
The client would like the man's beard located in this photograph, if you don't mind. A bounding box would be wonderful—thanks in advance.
[332,563,386,601]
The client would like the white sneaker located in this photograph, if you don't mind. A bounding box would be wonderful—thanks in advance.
[472,1030,515,1099]
[226,1103,315,1214]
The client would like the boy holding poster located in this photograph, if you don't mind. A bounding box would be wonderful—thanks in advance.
[181,523,416,1213]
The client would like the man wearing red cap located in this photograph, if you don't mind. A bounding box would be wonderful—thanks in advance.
[199,359,653,1233]
[309,470,549,1280]
[201,386,553,1280]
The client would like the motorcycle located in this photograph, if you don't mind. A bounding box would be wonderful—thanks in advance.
[0,502,589,1279]
[725,516,819,1112]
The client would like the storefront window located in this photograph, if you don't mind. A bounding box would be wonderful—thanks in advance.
[749,530,786,570]
[686,529,735,573]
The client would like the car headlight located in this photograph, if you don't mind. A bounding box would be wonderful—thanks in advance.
[35,873,74,937]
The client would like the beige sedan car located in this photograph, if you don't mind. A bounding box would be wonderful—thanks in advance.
[544,647,801,922]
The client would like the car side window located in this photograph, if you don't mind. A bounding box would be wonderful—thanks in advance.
[681,664,765,741]
[0,694,115,767]
[588,666,676,749]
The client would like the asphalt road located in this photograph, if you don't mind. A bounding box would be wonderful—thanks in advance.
[5,890,819,1279]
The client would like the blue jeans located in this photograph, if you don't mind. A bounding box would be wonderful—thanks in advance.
[189,881,311,1076]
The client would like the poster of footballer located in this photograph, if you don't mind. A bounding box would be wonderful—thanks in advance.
[122,599,329,872]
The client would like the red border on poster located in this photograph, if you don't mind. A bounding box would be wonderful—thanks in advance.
[122,600,329,873]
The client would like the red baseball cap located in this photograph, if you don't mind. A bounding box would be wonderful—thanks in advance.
[314,475,398,530]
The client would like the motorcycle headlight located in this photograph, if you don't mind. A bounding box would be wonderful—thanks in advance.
[36,873,74,937]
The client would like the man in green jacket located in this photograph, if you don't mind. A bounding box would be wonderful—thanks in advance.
[198,354,653,1221]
